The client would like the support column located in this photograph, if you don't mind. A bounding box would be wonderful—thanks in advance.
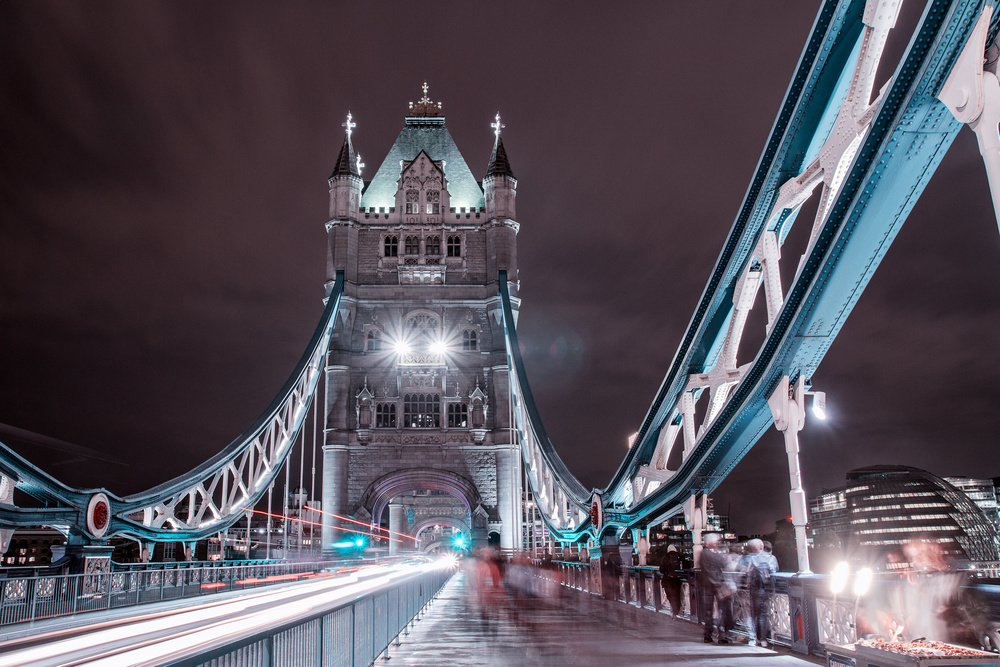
[495,445,521,552]
[321,445,349,556]
[684,493,707,565]
[768,375,811,574]
[389,501,407,555]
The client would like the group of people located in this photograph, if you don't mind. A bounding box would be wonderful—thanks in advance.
[662,534,778,647]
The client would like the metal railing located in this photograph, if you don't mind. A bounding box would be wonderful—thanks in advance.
[171,564,453,667]
[0,559,331,627]
[543,560,1000,657]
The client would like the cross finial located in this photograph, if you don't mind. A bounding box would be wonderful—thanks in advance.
[408,83,442,117]
[343,111,356,139]
[491,112,505,140]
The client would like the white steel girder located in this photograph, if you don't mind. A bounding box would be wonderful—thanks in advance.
[626,0,903,510]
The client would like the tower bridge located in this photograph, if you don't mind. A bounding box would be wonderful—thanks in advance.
[2,0,1000,662]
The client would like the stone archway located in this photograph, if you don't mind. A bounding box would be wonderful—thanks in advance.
[359,468,483,528]
[411,516,470,540]
[358,468,486,553]
[413,517,469,552]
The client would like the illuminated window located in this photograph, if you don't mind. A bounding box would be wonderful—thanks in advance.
[447,235,461,257]
[404,394,440,428]
[405,236,419,255]
[384,236,398,257]
[462,329,477,351]
[376,403,396,428]
[366,330,383,351]
[426,190,440,214]
[448,403,469,428]
[426,235,441,255]
[405,189,419,214]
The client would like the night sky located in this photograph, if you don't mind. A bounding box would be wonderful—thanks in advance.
[2,2,999,535]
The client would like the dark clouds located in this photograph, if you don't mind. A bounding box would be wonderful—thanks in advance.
[1,2,998,534]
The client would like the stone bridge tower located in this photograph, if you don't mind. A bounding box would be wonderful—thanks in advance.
[321,86,523,555]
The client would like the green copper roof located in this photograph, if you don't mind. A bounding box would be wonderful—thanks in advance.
[360,118,485,211]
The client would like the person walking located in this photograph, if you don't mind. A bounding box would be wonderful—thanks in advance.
[698,533,734,644]
[738,538,778,647]
[659,545,683,616]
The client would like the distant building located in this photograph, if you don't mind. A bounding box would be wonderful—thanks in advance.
[1,527,64,567]
[809,487,850,552]
[945,476,999,526]
[647,498,732,565]
[809,465,1000,574]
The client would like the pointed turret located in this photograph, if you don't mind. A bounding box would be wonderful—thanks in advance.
[330,135,361,178]
[483,112,518,282]
[484,112,517,221]
[328,112,363,220]
[486,134,515,179]
[327,112,364,287]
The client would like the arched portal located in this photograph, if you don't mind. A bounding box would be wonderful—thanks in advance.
[411,516,470,539]
[413,517,469,552]
[360,468,483,528]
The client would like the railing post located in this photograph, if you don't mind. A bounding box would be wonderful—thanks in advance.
[27,578,36,623]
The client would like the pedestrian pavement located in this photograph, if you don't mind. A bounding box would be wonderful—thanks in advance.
[385,569,825,666]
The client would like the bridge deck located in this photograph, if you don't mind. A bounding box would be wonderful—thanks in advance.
[386,569,824,666]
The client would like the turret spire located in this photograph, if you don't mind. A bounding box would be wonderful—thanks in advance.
[330,111,361,178]
[486,112,515,179]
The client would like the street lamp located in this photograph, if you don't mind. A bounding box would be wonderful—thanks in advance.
[811,391,827,420]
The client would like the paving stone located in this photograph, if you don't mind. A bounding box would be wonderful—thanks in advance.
[386,568,824,666]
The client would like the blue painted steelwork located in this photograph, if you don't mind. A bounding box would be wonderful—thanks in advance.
[499,0,997,540]
[0,272,345,545]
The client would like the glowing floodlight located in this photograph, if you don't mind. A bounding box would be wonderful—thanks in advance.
[853,567,873,597]
[812,391,827,420]
[831,561,850,595]
[430,340,449,356]
[394,341,410,355]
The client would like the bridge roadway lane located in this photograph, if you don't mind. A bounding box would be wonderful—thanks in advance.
[387,569,824,666]
[0,560,443,666]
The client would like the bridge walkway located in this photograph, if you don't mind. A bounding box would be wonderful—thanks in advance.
[386,568,824,666]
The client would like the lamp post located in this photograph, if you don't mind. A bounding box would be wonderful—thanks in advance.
[768,375,814,574]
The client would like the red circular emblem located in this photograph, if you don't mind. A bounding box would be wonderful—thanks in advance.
[92,500,109,531]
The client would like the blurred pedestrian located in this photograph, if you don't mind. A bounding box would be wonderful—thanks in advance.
[659,545,683,616]
[698,533,734,644]
[602,548,623,601]
[738,538,777,647]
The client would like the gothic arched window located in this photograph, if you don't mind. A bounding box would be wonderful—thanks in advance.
[426,190,440,215]
[462,329,477,351]
[426,235,441,256]
[366,330,382,351]
[448,403,469,428]
[405,236,419,255]
[384,236,398,257]
[405,189,420,214]
[376,403,396,428]
[447,235,461,257]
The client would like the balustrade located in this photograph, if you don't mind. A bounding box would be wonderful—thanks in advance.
[538,562,1000,658]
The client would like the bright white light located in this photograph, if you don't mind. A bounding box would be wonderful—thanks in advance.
[394,341,410,355]
[812,392,827,420]
[853,567,873,597]
[430,340,448,355]
[831,561,850,594]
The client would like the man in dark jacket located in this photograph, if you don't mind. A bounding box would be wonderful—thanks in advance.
[698,533,734,643]
[659,545,683,615]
